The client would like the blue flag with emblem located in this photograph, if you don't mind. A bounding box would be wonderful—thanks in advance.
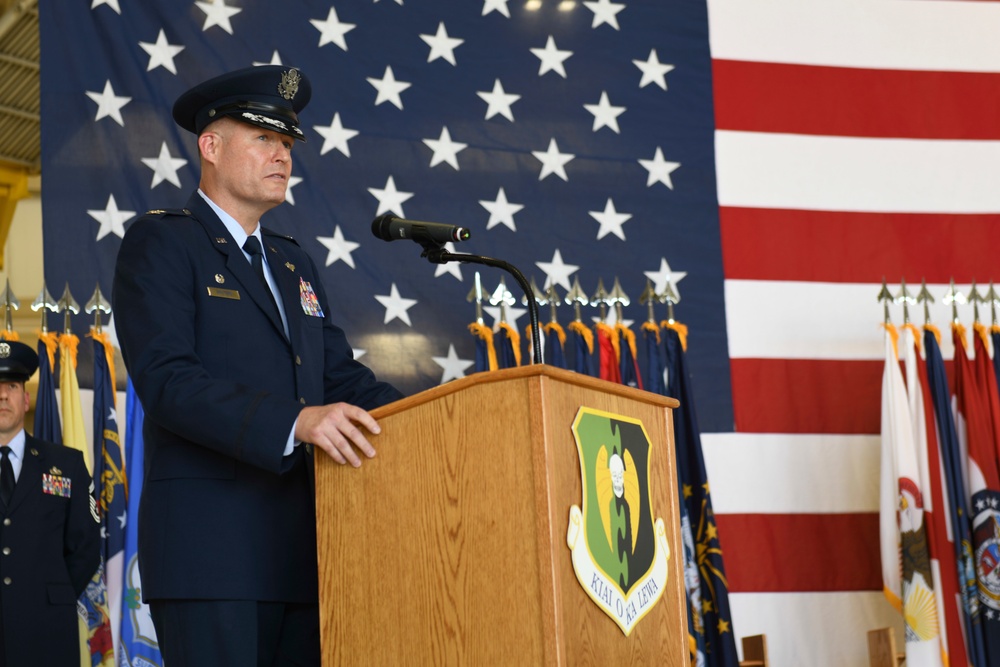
[118,379,161,667]
[923,327,988,666]
[33,333,62,444]
[665,326,738,665]
[92,333,127,665]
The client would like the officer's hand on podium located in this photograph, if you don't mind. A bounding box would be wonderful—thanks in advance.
[295,403,382,468]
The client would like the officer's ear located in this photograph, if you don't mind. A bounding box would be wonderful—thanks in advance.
[198,129,221,165]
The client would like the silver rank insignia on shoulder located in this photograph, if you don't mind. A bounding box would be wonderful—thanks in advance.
[215,274,225,284]
[146,209,166,215]
[278,69,301,100]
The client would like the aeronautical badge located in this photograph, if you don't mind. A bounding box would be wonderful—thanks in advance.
[972,491,1000,614]
[299,278,324,317]
[42,473,71,498]
[566,407,670,636]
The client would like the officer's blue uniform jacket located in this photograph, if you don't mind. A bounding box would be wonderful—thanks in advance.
[112,191,402,604]
[0,436,99,666]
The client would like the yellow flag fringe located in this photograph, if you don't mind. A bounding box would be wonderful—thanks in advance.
[615,322,638,360]
[901,323,923,356]
[662,320,689,352]
[567,321,594,354]
[37,330,59,369]
[924,324,942,347]
[543,321,566,347]
[881,322,899,360]
[498,322,521,367]
[467,322,498,371]
[641,321,660,344]
[595,322,619,361]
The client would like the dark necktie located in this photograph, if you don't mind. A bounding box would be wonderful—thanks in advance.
[0,446,14,507]
[243,236,282,319]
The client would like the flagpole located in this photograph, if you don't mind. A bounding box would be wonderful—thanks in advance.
[420,247,543,366]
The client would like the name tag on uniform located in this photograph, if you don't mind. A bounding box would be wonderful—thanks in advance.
[42,473,71,498]
[207,287,241,300]
[299,278,324,317]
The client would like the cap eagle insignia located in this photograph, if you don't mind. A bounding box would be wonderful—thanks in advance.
[278,69,301,101]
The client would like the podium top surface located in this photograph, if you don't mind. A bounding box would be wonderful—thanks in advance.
[372,364,680,419]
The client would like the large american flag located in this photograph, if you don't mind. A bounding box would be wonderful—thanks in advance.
[37,0,1000,664]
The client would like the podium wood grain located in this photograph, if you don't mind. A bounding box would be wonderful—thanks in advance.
[315,365,686,665]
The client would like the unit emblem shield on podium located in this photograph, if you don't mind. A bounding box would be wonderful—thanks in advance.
[566,407,670,636]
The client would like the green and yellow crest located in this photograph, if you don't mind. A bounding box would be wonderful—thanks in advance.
[566,407,669,636]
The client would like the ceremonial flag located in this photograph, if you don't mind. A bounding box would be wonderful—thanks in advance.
[904,325,971,667]
[641,322,663,397]
[953,324,1000,666]
[969,326,1000,663]
[616,323,642,390]
[33,331,62,444]
[665,326,737,665]
[92,333,127,666]
[118,380,161,666]
[542,321,566,370]
[879,325,943,665]
[495,322,521,370]
[58,331,112,666]
[924,326,986,666]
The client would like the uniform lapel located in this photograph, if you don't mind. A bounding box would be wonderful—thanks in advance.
[7,436,45,514]
[187,194,289,342]
[263,235,303,348]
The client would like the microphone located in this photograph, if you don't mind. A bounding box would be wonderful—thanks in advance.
[371,214,471,245]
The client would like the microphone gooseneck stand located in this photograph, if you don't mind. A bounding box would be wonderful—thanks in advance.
[417,240,543,366]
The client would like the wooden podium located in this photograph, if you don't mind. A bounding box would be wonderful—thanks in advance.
[315,365,687,665]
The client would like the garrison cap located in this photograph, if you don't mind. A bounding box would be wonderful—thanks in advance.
[172,65,311,141]
[0,340,37,383]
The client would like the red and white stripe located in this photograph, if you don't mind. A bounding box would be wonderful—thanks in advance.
[706,1,1000,663]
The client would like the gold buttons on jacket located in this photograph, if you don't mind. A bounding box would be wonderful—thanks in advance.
[295,355,302,366]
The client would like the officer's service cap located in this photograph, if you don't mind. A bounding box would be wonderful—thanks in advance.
[172,65,311,141]
[0,341,37,383]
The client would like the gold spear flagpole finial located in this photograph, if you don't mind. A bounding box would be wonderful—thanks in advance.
[590,277,610,322]
[489,277,515,325]
[608,277,630,324]
[894,278,915,325]
[916,279,935,326]
[639,278,659,324]
[85,284,113,334]
[31,281,59,334]
[967,280,985,324]
[1,279,19,335]
[942,278,966,324]
[877,278,893,325]
[57,283,80,334]
[660,278,680,324]
[543,283,561,324]
[465,271,485,325]
[564,276,588,322]
[986,282,1000,327]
